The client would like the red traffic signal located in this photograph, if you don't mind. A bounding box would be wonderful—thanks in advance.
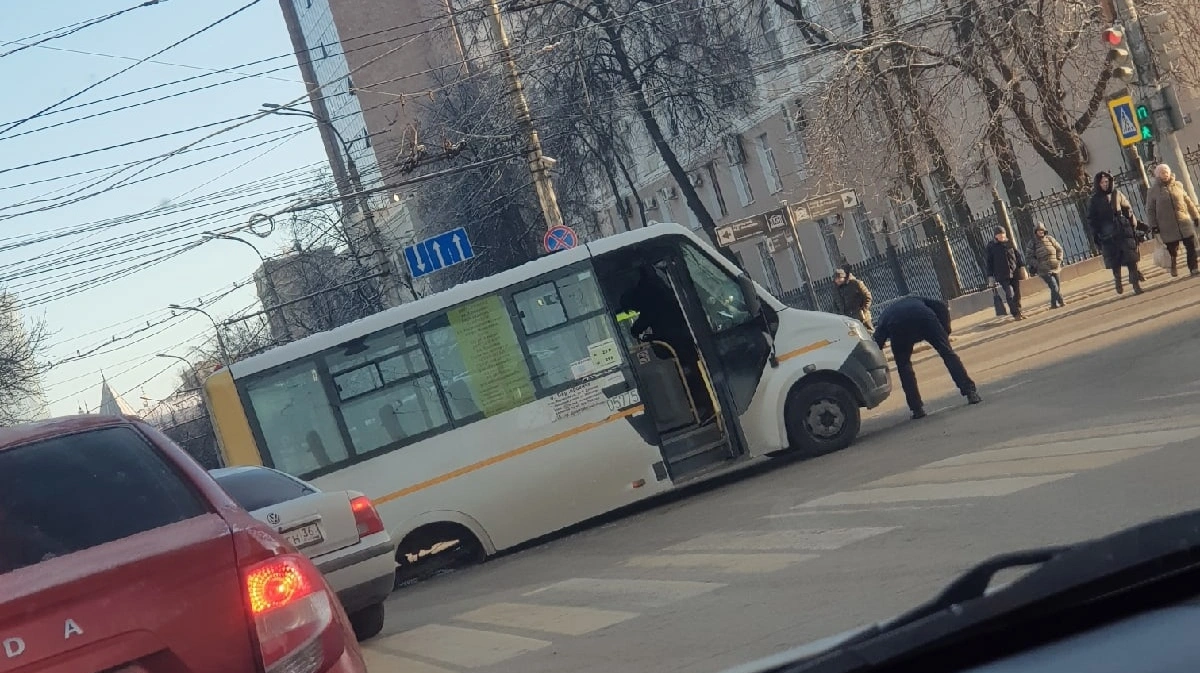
[1103,28,1124,46]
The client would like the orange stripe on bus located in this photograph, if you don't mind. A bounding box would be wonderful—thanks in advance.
[777,339,832,363]
[374,405,646,505]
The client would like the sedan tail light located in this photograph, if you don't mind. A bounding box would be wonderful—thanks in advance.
[243,554,344,673]
[350,495,385,538]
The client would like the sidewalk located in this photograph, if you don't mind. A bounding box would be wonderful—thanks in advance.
[895,261,1176,365]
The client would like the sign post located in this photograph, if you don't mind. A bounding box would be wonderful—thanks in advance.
[403,227,476,280]
[782,205,821,311]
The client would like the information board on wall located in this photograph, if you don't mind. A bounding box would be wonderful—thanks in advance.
[447,295,535,417]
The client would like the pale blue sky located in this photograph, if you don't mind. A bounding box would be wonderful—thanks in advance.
[0,0,334,415]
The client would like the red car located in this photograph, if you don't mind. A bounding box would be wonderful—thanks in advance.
[0,415,368,673]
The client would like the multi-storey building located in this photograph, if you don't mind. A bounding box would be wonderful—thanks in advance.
[590,0,1200,303]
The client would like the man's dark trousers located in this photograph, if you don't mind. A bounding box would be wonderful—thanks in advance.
[890,316,976,412]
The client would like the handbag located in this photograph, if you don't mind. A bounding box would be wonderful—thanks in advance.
[992,286,1008,316]
[1153,235,1172,270]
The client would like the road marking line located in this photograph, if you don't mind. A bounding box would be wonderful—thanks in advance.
[454,602,639,636]
[922,428,1199,468]
[360,648,458,673]
[863,448,1156,487]
[762,503,973,519]
[623,553,817,573]
[792,474,1074,508]
[1142,390,1200,402]
[664,527,897,552]
[989,379,1031,395]
[375,623,550,668]
[988,420,1200,449]
[523,577,725,607]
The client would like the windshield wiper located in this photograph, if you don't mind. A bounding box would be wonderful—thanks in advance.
[773,508,1200,673]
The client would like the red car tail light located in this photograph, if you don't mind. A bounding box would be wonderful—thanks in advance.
[243,554,344,673]
[350,496,385,538]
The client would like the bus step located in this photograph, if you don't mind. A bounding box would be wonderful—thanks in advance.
[668,439,731,464]
[662,423,724,448]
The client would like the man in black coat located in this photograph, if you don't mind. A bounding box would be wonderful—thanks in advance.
[985,227,1026,320]
[873,295,982,419]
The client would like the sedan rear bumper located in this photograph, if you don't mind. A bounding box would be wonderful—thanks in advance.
[317,538,396,613]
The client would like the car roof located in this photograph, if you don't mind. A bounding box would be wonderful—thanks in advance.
[0,414,142,452]
[208,465,267,478]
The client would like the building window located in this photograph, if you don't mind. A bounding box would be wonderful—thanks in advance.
[730,163,754,207]
[853,206,880,258]
[820,217,846,273]
[759,9,785,64]
[755,134,783,194]
[756,241,783,295]
[704,162,728,217]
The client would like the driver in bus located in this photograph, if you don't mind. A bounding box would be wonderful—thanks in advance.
[620,265,715,422]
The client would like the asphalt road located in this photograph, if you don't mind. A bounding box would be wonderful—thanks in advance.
[361,263,1200,673]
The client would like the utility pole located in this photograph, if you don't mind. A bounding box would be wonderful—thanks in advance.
[1107,0,1197,202]
[343,150,403,307]
[484,0,565,232]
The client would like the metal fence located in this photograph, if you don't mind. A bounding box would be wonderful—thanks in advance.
[777,144,1200,318]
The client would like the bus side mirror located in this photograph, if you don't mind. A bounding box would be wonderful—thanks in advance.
[736,273,762,317]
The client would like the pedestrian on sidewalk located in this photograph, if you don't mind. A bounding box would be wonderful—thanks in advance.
[1026,222,1066,309]
[985,228,1027,320]
[1087,171,1145,295]
[1146,163,1200,278]
[834,266,874,331]
[872,295,982,420]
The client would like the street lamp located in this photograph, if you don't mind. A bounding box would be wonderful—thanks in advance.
[202,231,293,341]
[169,303,231,365]
[156,353,201,392]
[261,101,400,307]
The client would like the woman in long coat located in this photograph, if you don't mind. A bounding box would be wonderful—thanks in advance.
[1087,171,1144,295]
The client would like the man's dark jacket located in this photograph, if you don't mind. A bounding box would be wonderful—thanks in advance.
[872,296,952,349]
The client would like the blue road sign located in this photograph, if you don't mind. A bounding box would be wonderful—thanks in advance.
[543,224,578,253]
[1108,96,1141,148]
[403,227,475,280]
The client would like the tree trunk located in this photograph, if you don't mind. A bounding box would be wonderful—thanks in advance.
[602,20,735,263]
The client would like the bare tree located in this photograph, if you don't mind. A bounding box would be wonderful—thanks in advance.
[514,0,755,253]
[411,68,546,291]
[0,293,48,425]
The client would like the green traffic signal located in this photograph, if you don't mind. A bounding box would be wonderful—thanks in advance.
[1136,104,1154,141]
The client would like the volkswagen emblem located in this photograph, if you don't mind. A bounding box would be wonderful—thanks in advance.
[267,512,281,525]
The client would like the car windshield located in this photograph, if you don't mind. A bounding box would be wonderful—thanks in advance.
[210,467,316,511]
[11,3,1200,671]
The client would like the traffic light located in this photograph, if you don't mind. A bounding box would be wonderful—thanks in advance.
[1102,27,1137,82]
[1136,104,1154,141]
[1141,12,1180,70]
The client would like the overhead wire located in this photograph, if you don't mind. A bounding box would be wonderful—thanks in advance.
[0,0,266,138]
[0,0,169,59]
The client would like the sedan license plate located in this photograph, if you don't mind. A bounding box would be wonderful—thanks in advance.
[282,522,324,549]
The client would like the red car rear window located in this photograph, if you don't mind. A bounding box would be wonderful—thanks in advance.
[0,426,208,574]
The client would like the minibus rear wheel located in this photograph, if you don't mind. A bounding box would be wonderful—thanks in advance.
[785,379,861,456]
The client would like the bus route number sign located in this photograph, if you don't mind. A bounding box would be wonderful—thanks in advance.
[607,388,641,412]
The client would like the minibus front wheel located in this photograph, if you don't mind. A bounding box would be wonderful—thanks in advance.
[784,378,861,456]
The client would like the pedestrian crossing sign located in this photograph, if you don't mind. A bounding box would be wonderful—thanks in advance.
[1108,95,1141,147]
